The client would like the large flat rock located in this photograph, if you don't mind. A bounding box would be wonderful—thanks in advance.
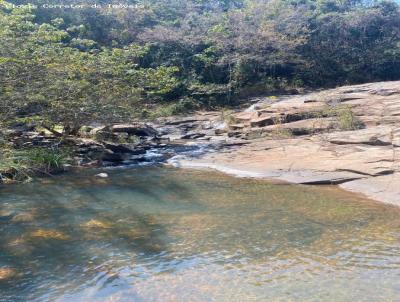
[169,81,400,206]
[340,174,400,206]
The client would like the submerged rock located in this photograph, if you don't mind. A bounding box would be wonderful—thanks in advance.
[31,229,70,240]
[0,267,17,281]
[82,219,112,229]
[11,212,35,222]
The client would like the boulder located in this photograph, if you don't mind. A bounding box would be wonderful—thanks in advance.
[101,150,125,162]
[103,142,145,154]
[249,116,275,127]
[111,124,158,137]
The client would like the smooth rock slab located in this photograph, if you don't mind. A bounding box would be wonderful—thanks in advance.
[275,170,366,185]
[340,173,400,206]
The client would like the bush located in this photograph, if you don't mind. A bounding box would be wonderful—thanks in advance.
[0,147,71,183]
[18,148,70,173]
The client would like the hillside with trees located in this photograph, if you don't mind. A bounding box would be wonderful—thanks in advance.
[0,0,399,179]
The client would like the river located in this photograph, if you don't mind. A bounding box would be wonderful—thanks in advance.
[1,167,400,301]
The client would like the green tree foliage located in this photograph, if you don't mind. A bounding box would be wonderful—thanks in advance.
[0,1,179,133]
[1,0,399,126]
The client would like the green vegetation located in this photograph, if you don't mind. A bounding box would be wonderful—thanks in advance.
[1,0,399,130]
[16,148,70,173]
[0,0,399,180]
[317,104,364,130]
[335,105,364,131]
[0,143,70,182]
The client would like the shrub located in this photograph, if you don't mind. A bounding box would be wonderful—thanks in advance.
[18,148,70,174]
[336,105,363,131]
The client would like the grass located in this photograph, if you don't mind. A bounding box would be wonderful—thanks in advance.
[18,148,69,173]
[0,146,71,183]
[141,98,199,119]
[220,108,235,125]
[319,105,363,131]
[336,105,363,131]
[270,115,293,138]
[0,148,31,183]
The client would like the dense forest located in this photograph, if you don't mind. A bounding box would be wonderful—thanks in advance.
[1,0,400,131]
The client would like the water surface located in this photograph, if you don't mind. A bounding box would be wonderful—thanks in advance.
[1,167,400,301]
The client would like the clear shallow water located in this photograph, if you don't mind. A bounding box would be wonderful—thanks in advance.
[1,167,400,302]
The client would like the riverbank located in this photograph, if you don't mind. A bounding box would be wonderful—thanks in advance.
[167,81,400,206]
[2,81,399,206]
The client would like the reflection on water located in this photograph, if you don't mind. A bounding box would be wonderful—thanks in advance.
[0,167,400,301]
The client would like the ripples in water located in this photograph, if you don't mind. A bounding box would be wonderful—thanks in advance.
[0,167,400,301]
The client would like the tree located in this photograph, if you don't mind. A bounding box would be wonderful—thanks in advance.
[0,2,180,133]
